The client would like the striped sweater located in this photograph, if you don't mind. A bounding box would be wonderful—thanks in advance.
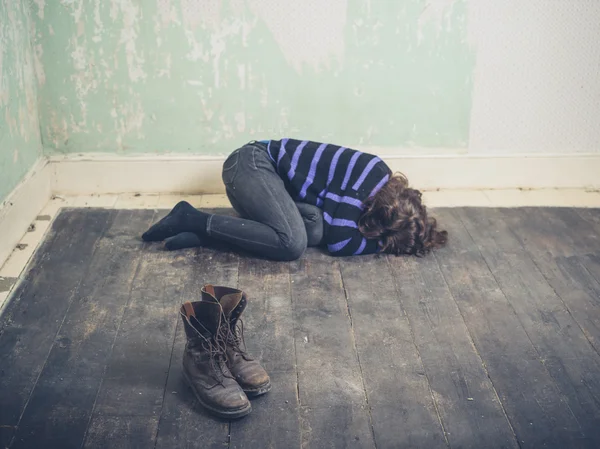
[263,139,391,256]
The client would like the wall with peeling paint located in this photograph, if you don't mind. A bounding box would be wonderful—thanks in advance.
[31,0,474,155]
[10,0,599,163]
[0,1,43,203]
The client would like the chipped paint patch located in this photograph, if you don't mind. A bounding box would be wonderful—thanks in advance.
[0,1,43,202]
[33,0,46,20]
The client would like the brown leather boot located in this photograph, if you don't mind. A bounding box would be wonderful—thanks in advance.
[201,285,272,397]
[180,300,251,419]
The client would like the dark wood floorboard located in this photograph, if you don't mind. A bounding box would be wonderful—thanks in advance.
[83,212,195,449]
[433,209,587,449]
[581,254,600,288]
[574,208,600,285]
[385,253,520,449]
[2,207,600,449]
[500,208,598,257]
[458,207,600,447]
[84,415,159,449]
[498,208,600,355]
[290,250,375,448]
[576,208,600,241]
[545,208,600,254]
[0,209,112,448]
[10,210,155,449]
[339,255,448,449]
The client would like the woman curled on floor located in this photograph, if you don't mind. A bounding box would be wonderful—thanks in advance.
[142,139,448,260]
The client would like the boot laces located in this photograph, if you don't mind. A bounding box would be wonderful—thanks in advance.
[185,314,235,386]
[222,319,254,361]
[200,339,235,386]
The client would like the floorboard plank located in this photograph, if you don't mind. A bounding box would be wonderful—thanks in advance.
[290,249,375,448]
[545,208,600,254]
[459,207,600,446]
[299,404,374,449]
[229,258,301,449]
[154,245,239,449]
[385,253,519,449]
[433,208,586,449]
[339,255,448,449]
[581,253,600,286]
[10,210,155,449]
[84,231,200,447]
[574,208,600,284]
[0,209,112,447]
[501,208,598,257]
[575,208,600,237]
[230,370,299,449]
[499,208,600,355]
[84,415,159,449]
[234,258,295,373]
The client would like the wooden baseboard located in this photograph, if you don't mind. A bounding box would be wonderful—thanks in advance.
[51,154,226,195]
[0,159,52,267]
[49,152,600,195]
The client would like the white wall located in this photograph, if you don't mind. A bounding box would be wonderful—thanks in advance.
[468,0,600,154]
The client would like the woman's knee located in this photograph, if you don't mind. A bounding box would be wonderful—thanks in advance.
[278,231,307,261]
[306,225,323,247]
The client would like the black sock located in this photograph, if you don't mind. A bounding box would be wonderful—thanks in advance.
[165,232,204,251]
[142,201,211,242]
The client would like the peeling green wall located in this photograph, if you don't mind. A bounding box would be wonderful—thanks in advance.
[0,0,43,203]
[32,0,474,155]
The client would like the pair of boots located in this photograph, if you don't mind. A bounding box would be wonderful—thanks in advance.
[180,284,270,419]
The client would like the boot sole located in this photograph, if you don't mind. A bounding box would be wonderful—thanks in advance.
[183,370,252,419]
[243,380,272,398]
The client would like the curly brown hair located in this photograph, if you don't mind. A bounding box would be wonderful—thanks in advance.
[358,173,448,256]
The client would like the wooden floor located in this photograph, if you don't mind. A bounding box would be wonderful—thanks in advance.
[1,207,600,449]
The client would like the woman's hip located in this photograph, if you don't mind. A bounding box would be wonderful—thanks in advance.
[221,141,273,187]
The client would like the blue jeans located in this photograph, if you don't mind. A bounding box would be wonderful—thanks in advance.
[207,142,324,261]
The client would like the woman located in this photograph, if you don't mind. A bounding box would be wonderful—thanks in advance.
[142,139,447,260]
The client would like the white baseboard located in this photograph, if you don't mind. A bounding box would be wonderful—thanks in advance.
[388,153,600,190]
[0,159,52,267]
[51,154,227,195]
[50,152,600,195]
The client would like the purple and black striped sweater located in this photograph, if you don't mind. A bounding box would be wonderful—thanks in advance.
[263,138,392,257]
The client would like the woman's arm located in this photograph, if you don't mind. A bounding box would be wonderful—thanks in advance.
[326,229,380,257]
[295,202,324,247]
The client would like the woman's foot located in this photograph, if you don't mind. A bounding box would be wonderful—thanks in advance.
[142,201,210,242]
